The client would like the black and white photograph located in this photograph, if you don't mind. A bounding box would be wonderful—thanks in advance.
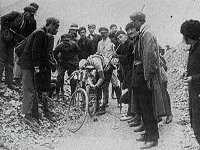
[0,0,200,149]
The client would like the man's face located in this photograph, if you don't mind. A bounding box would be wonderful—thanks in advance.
[126,28,138,38]
[80,30,86,38]
[88,27,95,34]
[110,26,117,34]
[49,23,59,35]
[69,29,77,38]
[183,35,190,45]
[159,48,165,56]
[130,19,142,30]
[100,31,108,39]
[24,11,34,20]
[117,34,127,44]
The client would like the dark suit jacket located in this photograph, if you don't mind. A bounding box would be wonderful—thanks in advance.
[187,41,200,88]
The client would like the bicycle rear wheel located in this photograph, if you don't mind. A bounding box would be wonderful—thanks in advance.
[66,88,88,133]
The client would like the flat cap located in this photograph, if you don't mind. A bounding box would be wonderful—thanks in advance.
[61,33,72,40]
[24,6,36,13]
[130,11,146,22]
[69,23,78,30]
[125,22,135,31]
[110,24,117,29]
[78,26,86,34]
[88,24,96,29]
[115,30,126,37]
[99,27,109,33]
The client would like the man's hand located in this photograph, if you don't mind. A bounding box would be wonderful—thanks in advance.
[183,76,192,86]
[57,52,61,58]
[112,54,118,58]
[34,66,40,73]
[90,84,96,89]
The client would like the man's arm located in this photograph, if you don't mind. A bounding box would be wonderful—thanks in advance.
[86,39,93,55]
[31,31,45,69]
[142,31,159,81]
[1,11,20,29]
[53,42,63,61]
[95,71,104,87]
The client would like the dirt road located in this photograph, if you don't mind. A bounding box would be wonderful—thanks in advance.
[31,99,198,150]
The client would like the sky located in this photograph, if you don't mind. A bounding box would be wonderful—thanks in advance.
[1,0,200,46]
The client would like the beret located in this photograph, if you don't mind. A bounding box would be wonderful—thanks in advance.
[130,11,146,22]
[99,27,109,33]
[180,19,200,40]
[24,6,36,13]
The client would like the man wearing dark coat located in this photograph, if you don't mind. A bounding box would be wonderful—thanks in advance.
[109,24,118,46]
[114,30,134,119]
[78,26,94,59]
[0,6,37,88]
[87,24,101,52]
[54,33,81,96]
[18,17,59,127]
[181,19,200,145]
[129,12,160,148]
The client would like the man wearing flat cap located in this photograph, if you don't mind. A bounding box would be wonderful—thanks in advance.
[30,2,39,12]
[0,5,37,89]
[87,24,101,52]
[78,26,95,59]
[129,11,164,148]
[68,23,79,42]
[54,32,81,98]
[18,17,60,127]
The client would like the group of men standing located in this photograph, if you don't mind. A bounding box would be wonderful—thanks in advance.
[0,3,175,149]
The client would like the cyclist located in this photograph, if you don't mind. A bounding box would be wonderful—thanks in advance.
[79,53,117,115]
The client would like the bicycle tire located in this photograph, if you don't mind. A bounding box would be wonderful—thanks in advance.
[86,86,97,117]
[66,88,88,133]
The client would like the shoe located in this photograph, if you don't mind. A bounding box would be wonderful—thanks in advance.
[96,109,106,116]
[140,140,158,149]
[23,115,40,131]
[165,114,173,124]
[134,125,144,132]
[7,84,18,90]
[120,115,133,121]
[157,117,162,123]
[44,111,57,122]
[127,114,141,123]
[121,89,128,95]
[129,121,141,127]
[136,134,146,142]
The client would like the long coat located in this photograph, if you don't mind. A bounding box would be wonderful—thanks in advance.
[138,26,168,117]
[187,41,200,136]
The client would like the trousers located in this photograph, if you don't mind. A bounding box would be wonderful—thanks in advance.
[21,69,39,118]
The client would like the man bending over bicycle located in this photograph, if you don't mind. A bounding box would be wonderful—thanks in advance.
[79,53,117,115]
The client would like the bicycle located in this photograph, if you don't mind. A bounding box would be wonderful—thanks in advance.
[66,65,98,133]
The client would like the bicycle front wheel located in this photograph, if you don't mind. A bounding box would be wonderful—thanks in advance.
[86,86,97,117]
[66,88,88,133]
